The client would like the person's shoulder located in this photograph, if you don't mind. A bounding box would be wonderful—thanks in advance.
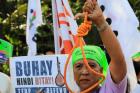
[0,72,11,83]
[0,72,12,93]
[0,72,10,79]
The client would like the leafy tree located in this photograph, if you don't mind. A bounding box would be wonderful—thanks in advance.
[0,0,139,56]
[0,0,140,75]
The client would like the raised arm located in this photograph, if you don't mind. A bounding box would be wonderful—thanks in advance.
[75,0,127,84]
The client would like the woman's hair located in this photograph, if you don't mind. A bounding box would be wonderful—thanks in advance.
[0,64,2,72]
[126,78,130,93]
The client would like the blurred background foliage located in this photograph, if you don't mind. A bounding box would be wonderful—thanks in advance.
[0,0,140,57]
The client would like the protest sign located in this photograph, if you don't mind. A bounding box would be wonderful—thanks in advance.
[10,55,70,93]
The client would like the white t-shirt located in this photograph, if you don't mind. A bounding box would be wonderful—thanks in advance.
[0,72,13,93]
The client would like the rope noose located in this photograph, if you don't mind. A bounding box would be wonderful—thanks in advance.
[64,12,105,93]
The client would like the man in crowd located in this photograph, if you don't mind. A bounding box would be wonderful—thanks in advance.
[0,70,13,93]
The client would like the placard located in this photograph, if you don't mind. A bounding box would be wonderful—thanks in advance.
[10,55,70,93]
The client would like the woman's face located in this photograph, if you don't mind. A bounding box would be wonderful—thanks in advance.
[73,59,102,91]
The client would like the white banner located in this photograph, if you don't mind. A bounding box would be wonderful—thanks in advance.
[52,0,78,54]
[98,0,140,90]
[10,55,70,93]
[26,0,43,56]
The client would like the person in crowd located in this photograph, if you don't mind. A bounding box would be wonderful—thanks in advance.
[132,52,140,93]
[0,63,13,93]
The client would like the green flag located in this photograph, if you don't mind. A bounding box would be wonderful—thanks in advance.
[0,39,13,61]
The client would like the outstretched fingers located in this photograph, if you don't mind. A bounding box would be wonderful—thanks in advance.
[74,13,85,20]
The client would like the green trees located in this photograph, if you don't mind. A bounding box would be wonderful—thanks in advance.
[0,0,140,56]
